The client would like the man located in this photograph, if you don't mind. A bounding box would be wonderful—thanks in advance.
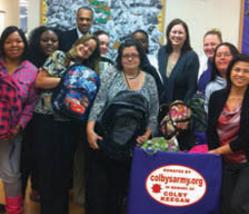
[61,6,94,51]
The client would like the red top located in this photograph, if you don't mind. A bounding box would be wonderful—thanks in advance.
[217,104,247,163]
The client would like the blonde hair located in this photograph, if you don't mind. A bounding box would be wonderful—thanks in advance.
[203,28,223,42]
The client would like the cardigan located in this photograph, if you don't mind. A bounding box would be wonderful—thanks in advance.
[157,46,199,104]
[207,88,249,160]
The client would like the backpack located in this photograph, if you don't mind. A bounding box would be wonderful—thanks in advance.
[0,74,22,139]
[52,65,100,122]
[160,100,191,140]
[96,90,149,161]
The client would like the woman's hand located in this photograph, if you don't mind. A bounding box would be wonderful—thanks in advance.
[208,144,232,155]
[7,124,22,140]
[87,121,103,150]
[136,128,152,145]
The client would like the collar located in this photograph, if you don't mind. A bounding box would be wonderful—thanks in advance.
[76,28,90,39]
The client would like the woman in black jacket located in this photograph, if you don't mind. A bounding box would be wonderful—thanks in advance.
[208,54,249,214]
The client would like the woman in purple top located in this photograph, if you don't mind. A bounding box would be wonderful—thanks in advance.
[198,29,222,93]
[0,26,38,213]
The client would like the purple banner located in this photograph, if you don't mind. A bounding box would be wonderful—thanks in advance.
[242,0,249,54]
[128,148,222,214]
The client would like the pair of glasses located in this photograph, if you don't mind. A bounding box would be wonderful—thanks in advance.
[232,67,249,74]
[216,52,232,58]
[122,54,139,59]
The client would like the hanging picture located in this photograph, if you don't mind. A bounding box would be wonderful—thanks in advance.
[40,0,166,56]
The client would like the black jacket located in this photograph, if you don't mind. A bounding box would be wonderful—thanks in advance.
[61,28,78,52]
[157,46,199,104]
[207,88,249,159]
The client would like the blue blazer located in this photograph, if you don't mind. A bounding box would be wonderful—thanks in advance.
[158,46,199,104]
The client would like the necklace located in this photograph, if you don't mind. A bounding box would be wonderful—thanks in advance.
[125,70,141,80]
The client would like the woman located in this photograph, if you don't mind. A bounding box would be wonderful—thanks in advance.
[158,18,199,104]
[34,35,100,214]
[131,29,164,103]
[198,29,222,93]
[20,26,61,201]
[208,54,249,214]
[86,39,159,214]
[0,26,38,213]
[204,42,239,112]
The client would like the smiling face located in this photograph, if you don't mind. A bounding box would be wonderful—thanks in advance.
[215,45,233,77]
[121,46,141,71]
[40,30,59,56]
[76,8,93,34]
[230,61,249,89]
[75,38,97,60]
[169,24,186,48]
[132,32,148,53]
[203,34,221,59]
[97,34,109,55]
[3,31,25,61]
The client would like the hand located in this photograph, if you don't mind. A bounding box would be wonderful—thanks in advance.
[87,129,103,150]
[136,129,151,145]
[208,149,220,155]
[9,125,22,139]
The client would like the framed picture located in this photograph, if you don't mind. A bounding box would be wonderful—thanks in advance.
[239,0,249,54]
[40,0,166,56]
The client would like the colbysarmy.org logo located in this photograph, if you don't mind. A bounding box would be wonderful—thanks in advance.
[146,164,207,207]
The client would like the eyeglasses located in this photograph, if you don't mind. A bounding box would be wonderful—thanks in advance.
[216,52,232,58]
[232,67,249,74]
[122,53,140,59]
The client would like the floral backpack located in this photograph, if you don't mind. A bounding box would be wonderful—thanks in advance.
[52,65,100,122]
[0,74,22,139]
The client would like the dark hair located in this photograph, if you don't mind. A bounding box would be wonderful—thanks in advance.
[203,29,223,42]
[131,29,149,53]
[77,6,94,19]
[28,26,61,67]
[93,30,109,37]
[225,54,249,91]
[210,42,239,81]
[165,18,192,53]
[116,38,146,71]
[131,29,149,40]
[0,26,28,60]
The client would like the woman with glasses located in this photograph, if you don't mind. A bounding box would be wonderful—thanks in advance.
[208,54,249,214]
[86,39,159,214]
[204,42,239,112]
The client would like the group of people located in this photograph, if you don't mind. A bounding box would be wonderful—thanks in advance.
[0,5,248,214]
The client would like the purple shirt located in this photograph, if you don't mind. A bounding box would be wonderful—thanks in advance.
[0,59,39,129]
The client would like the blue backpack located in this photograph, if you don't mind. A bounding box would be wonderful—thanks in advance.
[52,65,100,122]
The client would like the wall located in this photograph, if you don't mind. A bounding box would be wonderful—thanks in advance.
[165,0,241,55]
[0,0,19,32]
[28,0,242,55]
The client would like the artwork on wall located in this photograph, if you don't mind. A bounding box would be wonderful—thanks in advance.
[240,0,249,54]
[40,0,166,57]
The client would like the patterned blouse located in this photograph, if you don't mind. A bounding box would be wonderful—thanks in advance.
[89,66,159,134]
[217,104,247,163]
[0,59,38,129]
[34,50,68,117]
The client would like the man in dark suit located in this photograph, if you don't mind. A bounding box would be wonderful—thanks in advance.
[61,6,94,51]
